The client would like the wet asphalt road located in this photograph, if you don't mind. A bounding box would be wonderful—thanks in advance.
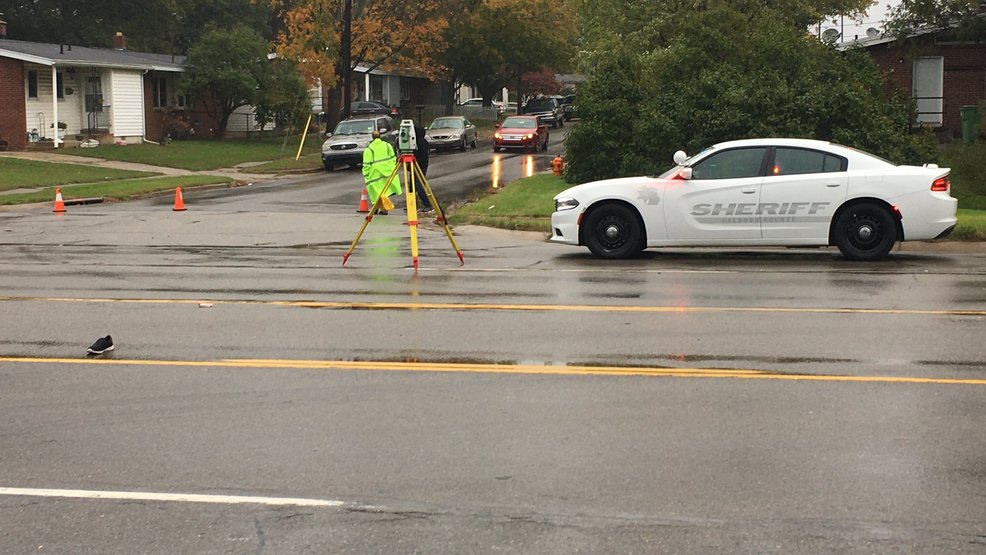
[1,140,985,553]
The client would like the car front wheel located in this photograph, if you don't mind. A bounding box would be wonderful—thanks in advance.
[833,202,897,261]
[582,203,645,259]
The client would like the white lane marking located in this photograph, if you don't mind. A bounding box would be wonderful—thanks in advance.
[0,487,345,508]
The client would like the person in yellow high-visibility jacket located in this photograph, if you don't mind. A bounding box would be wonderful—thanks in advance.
[362,130,402,213]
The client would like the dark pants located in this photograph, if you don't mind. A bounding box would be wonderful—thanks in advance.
[415,161,431,210]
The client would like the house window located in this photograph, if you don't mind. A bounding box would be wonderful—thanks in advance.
[152,77,168,108]
[56,72,64,100]
[176,93,190,108]
[400,78,411,102]
[27,70,38,98]
[913,56,944,126]
[370,75,384,103]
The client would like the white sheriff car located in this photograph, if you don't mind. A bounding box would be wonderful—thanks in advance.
[551,139,958,261]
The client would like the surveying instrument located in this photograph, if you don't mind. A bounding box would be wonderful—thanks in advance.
[342,120,463,271]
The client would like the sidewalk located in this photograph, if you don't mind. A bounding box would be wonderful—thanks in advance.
[0,150,277,184]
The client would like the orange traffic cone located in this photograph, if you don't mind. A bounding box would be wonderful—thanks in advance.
[52,188,66,214]
[172,186,187,211]
[357,187,370,213]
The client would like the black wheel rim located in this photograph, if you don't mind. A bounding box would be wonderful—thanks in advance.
[594,214,631,251]
[845,212,884,250]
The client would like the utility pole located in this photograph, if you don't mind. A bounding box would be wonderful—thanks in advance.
[342,0,352,120]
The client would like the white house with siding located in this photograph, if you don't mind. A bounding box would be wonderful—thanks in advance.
[0,34,185,149]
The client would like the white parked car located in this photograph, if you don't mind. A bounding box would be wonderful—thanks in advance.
[551,138,957,261]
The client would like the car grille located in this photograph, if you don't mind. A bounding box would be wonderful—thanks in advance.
[329,143,358,151]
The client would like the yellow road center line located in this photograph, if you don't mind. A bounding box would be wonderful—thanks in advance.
[0,357,984,385]
[1,296,985,317]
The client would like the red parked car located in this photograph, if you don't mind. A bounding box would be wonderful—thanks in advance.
[493,116,549,153]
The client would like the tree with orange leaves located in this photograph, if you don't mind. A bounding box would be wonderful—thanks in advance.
[268,0,447,124]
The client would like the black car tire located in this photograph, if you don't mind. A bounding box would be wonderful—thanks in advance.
[323,162,335,171]
[833,202,897,261]
[493,145,501,153]
[583,203,646,259]
[459,137,467,151]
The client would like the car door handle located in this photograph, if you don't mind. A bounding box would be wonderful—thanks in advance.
[741,188,757,194]
[825,183,841,188]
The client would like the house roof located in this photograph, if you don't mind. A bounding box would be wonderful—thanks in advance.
[0,39,185,72]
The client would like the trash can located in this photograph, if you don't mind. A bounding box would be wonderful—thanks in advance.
[960,105,979,143]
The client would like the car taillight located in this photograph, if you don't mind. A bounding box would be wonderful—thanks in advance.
[931,176,949,192]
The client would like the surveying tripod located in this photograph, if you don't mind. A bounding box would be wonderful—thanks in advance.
[342,153,463,271]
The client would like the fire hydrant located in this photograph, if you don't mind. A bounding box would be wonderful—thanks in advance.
[552,155,564,177]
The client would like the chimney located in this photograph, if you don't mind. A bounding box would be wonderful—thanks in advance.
[113,31,126,50]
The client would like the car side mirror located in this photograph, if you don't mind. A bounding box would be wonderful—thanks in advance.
[673,150,688,165]
[678,167,693,180]
[494,123,501,128]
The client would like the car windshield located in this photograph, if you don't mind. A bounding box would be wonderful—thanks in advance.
[430,118,463,129]
[502,118,536,129]
[334,120,375,135]
[525,100,553,111]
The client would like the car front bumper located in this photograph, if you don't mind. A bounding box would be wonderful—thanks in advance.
[550,209,581,246]
[494,133,538,149]
[427,135,463,149]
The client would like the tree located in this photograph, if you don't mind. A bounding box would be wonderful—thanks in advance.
[270,0,448,125]
[183,26,271,138]
[0,0,272,54]
[885,0,986,41]
[254,58,314,131]
[565,1,937,183]
[439,0,574,108]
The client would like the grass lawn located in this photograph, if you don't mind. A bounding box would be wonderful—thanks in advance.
[66,136,321,171]
[0,157,156,192]
[0,175,234,206]
[954,209,986,240]
[251,153,323,173]
[451,173,986,241]
[449,174,567,232]
[941,141,986,210]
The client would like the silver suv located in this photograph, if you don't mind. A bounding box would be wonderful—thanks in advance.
[321,116,396,170]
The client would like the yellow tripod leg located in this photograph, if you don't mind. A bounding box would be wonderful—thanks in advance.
[413,162,464,265]
[404,160,421,272]
[342,165,401,266]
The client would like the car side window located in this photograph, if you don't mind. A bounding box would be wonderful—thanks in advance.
[691,148,767,180]
[772,148,846,175]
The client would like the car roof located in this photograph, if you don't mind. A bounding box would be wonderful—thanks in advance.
[710,138,836,150]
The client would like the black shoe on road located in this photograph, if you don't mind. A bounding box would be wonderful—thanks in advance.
[87,335,114,355]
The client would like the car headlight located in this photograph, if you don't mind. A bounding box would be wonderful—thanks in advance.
[554,197,579,211]
[494,132,501,139]
[357,141,369,148]
[448,134,460,139]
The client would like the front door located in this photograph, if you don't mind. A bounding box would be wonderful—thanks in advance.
[663,147,768,241]
[84,76,104,131]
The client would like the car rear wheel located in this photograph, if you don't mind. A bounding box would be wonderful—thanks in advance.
[833,202,897,261]
[583,203,645,259]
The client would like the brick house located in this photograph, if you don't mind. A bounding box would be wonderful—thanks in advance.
[843,23,986,137]
[0,32,186,150]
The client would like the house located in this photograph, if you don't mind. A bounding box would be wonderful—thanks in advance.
[842,18,986,137]
[0,32,187,150]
